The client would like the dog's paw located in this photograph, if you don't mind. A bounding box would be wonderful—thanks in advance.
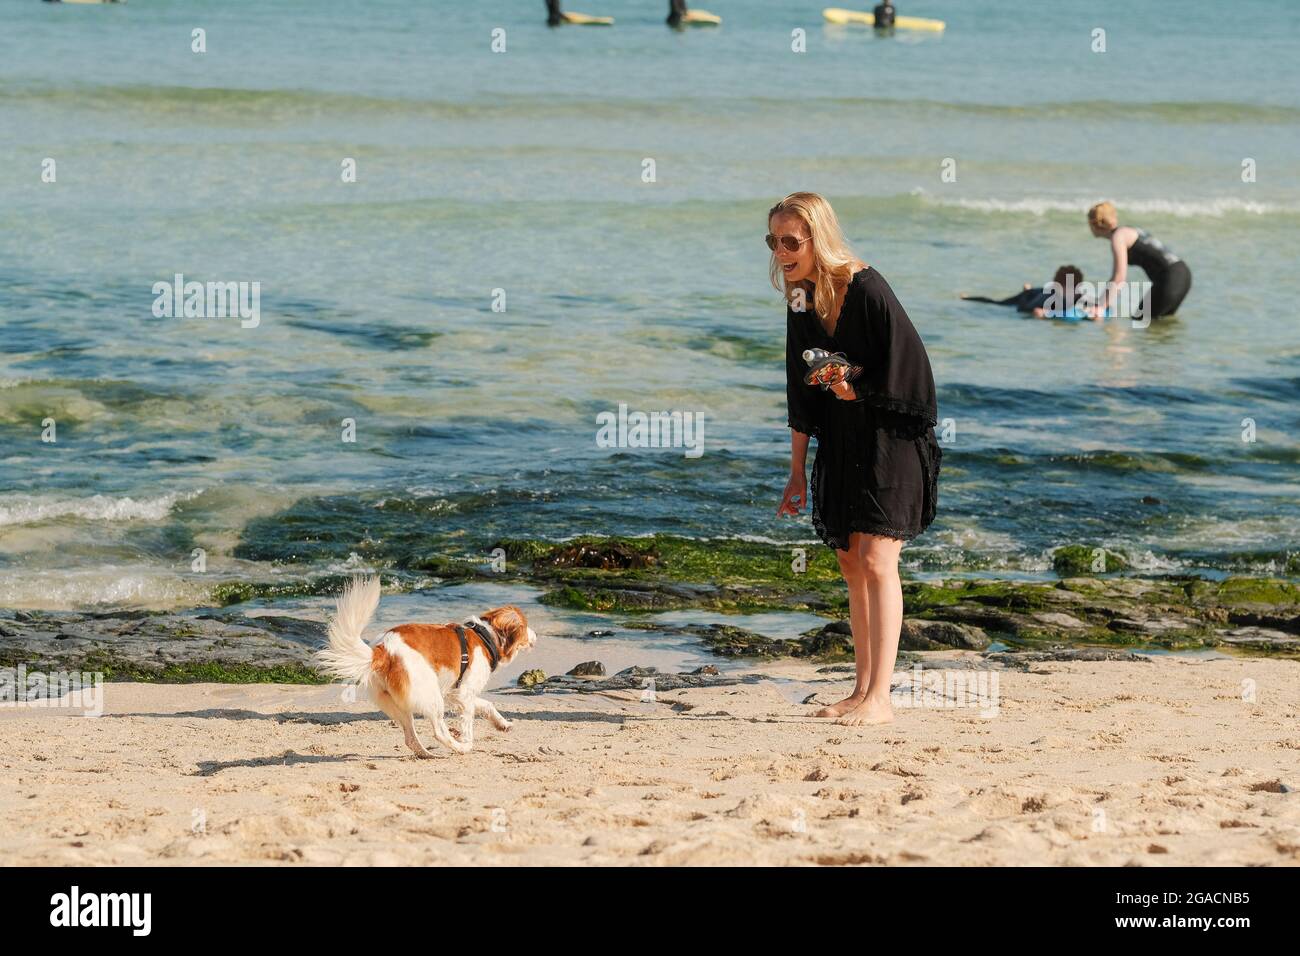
[496,720,513,733]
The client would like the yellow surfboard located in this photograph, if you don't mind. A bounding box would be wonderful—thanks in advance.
[682,9,722,26]
[823,8,945,31]
[562,11,614,25]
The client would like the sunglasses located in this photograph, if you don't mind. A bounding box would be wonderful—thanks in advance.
[765,233,811,253]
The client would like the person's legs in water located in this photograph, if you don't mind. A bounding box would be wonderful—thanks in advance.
[1147,261,1192,317]
[546,0,563,27]
[667,0,687,27]
[961,286,1046,311]
[813,532,903,725]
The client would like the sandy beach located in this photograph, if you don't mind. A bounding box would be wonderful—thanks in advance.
[3,654,1297,866]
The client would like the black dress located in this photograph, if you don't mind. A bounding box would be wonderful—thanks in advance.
[785,267,942,550]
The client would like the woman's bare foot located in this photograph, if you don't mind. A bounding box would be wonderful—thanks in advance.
[835,695,894,726]
[812,691,866,718]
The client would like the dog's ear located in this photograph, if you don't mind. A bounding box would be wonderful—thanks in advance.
[484,605,529,651]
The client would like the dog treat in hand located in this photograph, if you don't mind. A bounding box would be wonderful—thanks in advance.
[802,348,863,390]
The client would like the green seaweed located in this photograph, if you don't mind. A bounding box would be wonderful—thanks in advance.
[1052,545,1129,575]
[0,652,329,685]
[1213,577,1300,606]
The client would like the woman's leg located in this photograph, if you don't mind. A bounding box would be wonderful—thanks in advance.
[837,533,904,726]
[1152,262,1192,317]
[811,535,872,717]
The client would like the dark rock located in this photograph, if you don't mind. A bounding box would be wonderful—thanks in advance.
[567,661,606,677]
[544,541,657,571]
[929,602,1036,636]
[784,592,835,610]
[630,623,801,659]
[615,665,660,677]
[1217,628,1300,650]
[1107,617,1148,633]
[0,609,325,675]
[198,613,327,647]
[901,619,990,650]
[985,648,1152,670]
[521,669,767,695]
[799,623,853,658]
[1225,609,1300,635]
[1031,611,1087,630]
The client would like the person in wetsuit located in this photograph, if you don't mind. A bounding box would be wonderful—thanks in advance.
[1088,201,1192,319]
[961,265,1089,316]
[667,0,689,26]
[873,2,897,28]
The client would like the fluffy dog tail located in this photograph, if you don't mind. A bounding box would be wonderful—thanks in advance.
[317,575,382,687]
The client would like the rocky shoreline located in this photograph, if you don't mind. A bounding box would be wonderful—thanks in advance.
[2,535,1296,685]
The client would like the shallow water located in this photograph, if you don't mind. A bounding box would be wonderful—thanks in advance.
[1,0,1297,610]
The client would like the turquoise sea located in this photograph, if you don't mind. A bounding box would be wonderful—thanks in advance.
[1,0,1298,611]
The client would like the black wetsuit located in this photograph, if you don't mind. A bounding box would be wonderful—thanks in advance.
[667,0,688,26]
[873,2,896,27]
[1127,228,1192,317]
[546,0,563,26]
[963,286,1051,312]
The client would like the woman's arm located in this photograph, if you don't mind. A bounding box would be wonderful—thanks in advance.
[790,428,810,476]
[785,309,823,442]
[1097,229,1129,315]
[781,310,816,517]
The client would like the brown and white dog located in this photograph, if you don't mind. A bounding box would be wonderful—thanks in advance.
[317,576,537,756]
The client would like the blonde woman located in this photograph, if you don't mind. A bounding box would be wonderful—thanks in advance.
[1087,201,1192,319]
[771,192,942,726]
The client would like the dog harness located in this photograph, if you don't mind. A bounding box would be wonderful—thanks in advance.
[453,621,501,686]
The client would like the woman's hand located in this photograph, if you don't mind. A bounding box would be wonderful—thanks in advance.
[777,471,807,517]
[829,378,857,401]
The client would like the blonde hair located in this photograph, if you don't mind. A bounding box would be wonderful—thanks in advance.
[1088,201,1118,232]
[768,192,859,323]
